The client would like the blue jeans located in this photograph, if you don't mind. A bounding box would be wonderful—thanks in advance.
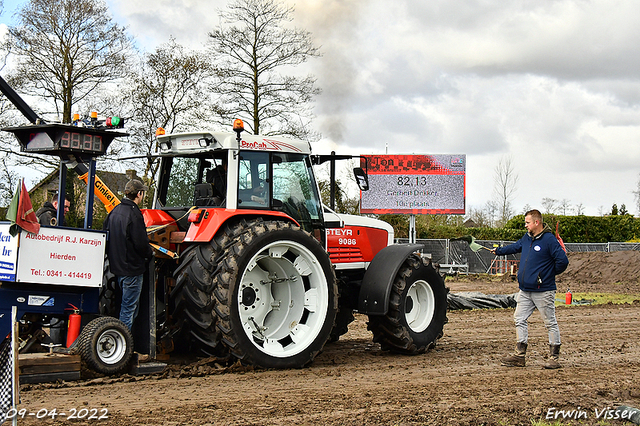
[118,275,143,330]
[514,290,561,346]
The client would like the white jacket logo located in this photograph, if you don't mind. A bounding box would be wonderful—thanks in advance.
[534,245,541,251]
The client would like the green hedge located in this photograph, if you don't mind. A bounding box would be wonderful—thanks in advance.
[504,214,640,243]
[379,213,640,243]
[379,214,524,241]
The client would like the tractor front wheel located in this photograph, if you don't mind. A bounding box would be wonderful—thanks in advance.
[367,255,448,354]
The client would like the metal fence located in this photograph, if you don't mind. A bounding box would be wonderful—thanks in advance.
[395,238,640,274]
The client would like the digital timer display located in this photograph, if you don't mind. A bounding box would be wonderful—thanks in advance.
[58,131,103,152]
[3,123,126,156]
[360,154,466,215]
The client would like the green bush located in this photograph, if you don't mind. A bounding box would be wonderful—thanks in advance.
[505,214,640,243]
[380,214,640,243]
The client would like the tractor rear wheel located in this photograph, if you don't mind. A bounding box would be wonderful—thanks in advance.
[99,257,120,317]
[170,241,228,357]
[329,307,355,343]
[367,255,448,354]
[77,316,133,375]
[214,219,337,368]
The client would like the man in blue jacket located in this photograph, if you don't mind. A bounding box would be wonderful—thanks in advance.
[103,179,153,331]
[492,209,569,369]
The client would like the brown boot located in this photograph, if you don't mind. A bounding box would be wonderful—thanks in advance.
[502,342,527,367]
[543,344,562,369]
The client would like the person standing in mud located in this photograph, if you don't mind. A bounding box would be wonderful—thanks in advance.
[103,179,153,331]
[491,209,569,369]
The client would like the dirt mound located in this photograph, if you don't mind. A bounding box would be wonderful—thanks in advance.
[557,251,640,294]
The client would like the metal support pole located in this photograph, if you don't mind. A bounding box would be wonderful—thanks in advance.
[11,306,18,426]
[409,214,416,244]
[445,238,450,264]
[330,150,336,210]
[56,163,67,226]
[83,159,97,229]
[133,256,156,358]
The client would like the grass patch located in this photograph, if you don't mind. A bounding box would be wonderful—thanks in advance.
[558,292,640,306]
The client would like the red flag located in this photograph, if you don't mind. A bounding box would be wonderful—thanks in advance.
[555,222,566,252]
[8,180,40,236]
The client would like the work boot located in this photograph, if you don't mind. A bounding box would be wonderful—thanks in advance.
[543,344,562,369]
[501,342,527,367]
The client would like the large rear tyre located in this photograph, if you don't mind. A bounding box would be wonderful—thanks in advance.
[99,257,120,317]
[170,242,228,357]
[329,307,355,343]
[77,317,133,375]
[214,219,337,368]
[367,255,448,354]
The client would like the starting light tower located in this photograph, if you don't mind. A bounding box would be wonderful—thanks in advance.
[3,123,128,229]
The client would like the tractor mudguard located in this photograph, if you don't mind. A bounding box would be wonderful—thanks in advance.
[184,209,299,242]
[358,243,425,315]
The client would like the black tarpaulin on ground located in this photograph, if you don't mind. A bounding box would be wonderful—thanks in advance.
[447,292,518,310]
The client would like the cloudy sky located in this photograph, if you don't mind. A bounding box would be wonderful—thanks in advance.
[3,0,640,217]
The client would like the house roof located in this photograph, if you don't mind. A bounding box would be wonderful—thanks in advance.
[29,167,136,197]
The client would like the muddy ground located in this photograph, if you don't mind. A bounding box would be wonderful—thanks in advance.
[14,252,640,425]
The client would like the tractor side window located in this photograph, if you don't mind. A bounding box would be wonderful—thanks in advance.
[272,154,322,231]
[199,156,227,206]
[238,151,270,207]
[165,157,199,207]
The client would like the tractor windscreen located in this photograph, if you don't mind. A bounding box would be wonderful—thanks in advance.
[162,156,226,207]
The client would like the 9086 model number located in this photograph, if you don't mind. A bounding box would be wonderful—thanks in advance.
[338,238,357,245]
[5,408,108,420]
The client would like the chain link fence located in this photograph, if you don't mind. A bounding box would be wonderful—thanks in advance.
[395,238,640,274]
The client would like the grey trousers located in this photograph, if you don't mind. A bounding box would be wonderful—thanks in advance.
[514,290,561,345]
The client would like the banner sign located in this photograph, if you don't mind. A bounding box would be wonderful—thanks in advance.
[0,224,18,282]
[15,227,106,288]
[360,154,466,214]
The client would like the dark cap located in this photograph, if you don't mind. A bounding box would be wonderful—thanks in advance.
[124,179,148,195]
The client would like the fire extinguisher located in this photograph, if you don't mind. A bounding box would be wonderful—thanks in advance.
[565,289,572,306]
[66,304,81,347]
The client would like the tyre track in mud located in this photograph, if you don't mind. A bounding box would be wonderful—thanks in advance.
[17,301,640,426]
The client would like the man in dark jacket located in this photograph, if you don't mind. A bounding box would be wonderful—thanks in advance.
[492,209,569,369]
[36,193,70,226]
[103,179,153,331]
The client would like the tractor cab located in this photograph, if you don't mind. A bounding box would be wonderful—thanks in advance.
[153,128,325,238]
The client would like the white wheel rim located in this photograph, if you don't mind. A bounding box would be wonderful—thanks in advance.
[96,329,127,365]
[237,240,329,358]
[405,280,436,333]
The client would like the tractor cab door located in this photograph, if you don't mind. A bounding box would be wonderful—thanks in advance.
[236,151,325,241]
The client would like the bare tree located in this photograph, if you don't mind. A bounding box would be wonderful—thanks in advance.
[484,200,499,227]
[574,203,585,215]
[126,38,214,183]
[207,0,321,139]
[0,156,18,206]
[541,198,558,214]
[493,155,518,226]
[6,0,131,124]
[559,199,571,215]
[634,173,640,214]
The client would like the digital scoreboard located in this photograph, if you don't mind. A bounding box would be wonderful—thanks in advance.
[360,154,466,214]
[3,124,127,157]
